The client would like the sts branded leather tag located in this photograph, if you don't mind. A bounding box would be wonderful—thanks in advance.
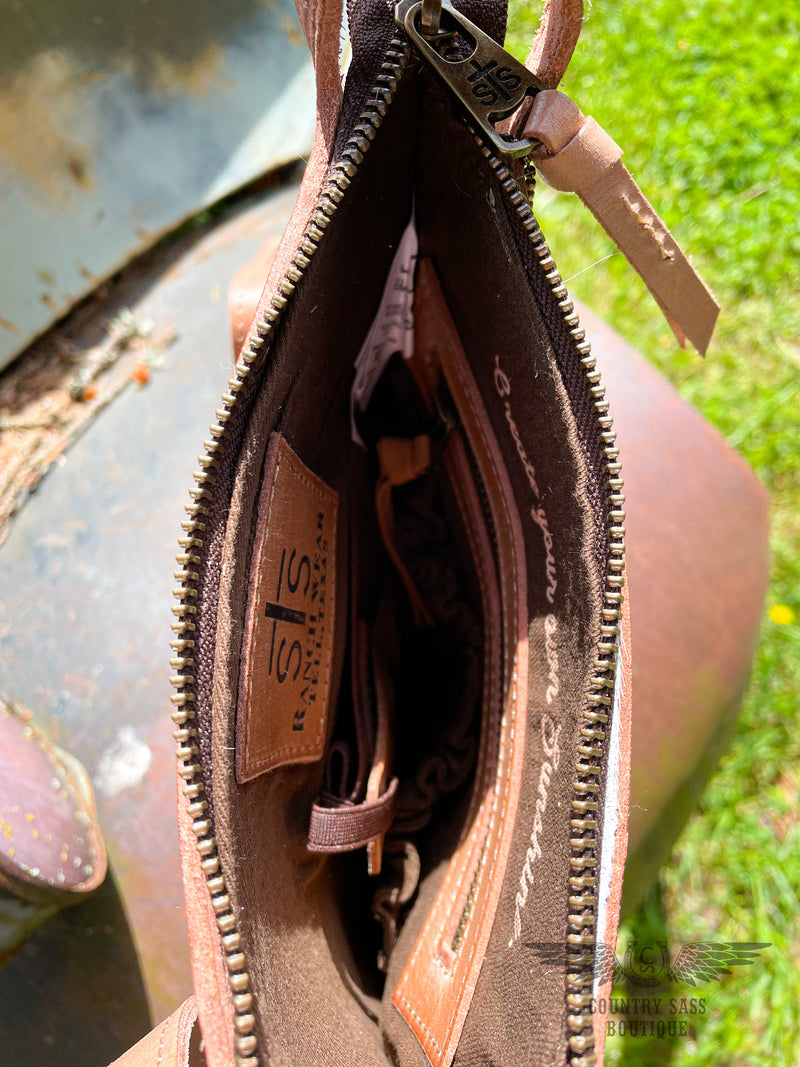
[236,433,338,782]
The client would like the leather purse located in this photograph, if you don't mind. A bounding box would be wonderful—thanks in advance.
[113,1,721,1065]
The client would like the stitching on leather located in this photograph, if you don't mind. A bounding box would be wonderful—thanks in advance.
[432,440,501,972]
[155,1018,169,1067]
[399,388,514,989]
[395,991,444,1056]
[245,438,336,771]
[438,347,520,992]
[394,298,526,1066]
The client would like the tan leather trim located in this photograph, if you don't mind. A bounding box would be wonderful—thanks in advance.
[392,260,529,1067]
[375,435,434,626]
[524,0,583,89]
[109,997,201,1067]
[177,794,235,1067]
[435,431,503,948]
[365,616,395,875]
[524,90,719,354]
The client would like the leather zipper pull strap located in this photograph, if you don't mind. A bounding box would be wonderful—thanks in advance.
[521,89,719,354]
[396,0,719,354]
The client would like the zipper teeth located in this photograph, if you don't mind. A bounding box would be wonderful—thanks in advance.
[170,36,410,1067]
[476,143,625,1067]
[172,25,622,1063]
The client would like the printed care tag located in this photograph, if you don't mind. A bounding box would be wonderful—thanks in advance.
[236,434,338,783]
[350,216,418,446]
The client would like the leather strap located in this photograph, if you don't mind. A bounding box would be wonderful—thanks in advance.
[524,0,583,88]
[109,998,203,1067]
[294,0,343,150]
[374,436,434,627]
[523,90,719,353]
[231,0,586,358]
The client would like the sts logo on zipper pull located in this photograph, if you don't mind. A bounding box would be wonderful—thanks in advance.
[395,0,545,158]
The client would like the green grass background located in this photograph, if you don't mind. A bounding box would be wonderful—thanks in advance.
[507,1,800,1063]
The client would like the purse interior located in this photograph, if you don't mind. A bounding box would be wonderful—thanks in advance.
[193,76,609,1067]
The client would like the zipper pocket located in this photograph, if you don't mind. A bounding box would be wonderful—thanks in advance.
[170,36,413,1067]
[171,11,624,1067]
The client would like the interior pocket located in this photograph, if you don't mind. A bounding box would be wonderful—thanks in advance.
[309,346,501,998]
[205,131,605,1064]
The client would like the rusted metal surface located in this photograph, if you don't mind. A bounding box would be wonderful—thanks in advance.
[0,0,315,371]
[0,182,301,1065]
[582,307,770,915]
[0,174,767,1060]
[0,307,177,543]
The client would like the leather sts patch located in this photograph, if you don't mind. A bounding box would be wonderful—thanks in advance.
[236,434,338,783]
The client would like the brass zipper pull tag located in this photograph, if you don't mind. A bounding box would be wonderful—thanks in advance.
[395,0,544,158]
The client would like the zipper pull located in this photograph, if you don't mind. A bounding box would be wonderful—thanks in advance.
[395,0,544,158]
[397,1,720,354]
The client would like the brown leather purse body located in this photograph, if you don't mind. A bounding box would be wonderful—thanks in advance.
[152,2,637,1065]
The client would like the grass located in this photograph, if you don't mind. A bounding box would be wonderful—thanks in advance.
[507,1,800,1063]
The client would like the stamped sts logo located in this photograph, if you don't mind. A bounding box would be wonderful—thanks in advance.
[467,59,522,108]
[237,435,339,783]
[264,528,329,734]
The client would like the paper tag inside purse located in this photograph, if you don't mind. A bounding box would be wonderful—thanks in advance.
[236,434,339,783]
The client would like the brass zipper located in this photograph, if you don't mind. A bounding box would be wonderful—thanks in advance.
[475,141,625,1067]
[171,8,623,1067]
[170,35,412,1067]
[396,4,624,1059]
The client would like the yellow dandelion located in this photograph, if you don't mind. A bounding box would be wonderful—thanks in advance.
[770,604,796,626]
